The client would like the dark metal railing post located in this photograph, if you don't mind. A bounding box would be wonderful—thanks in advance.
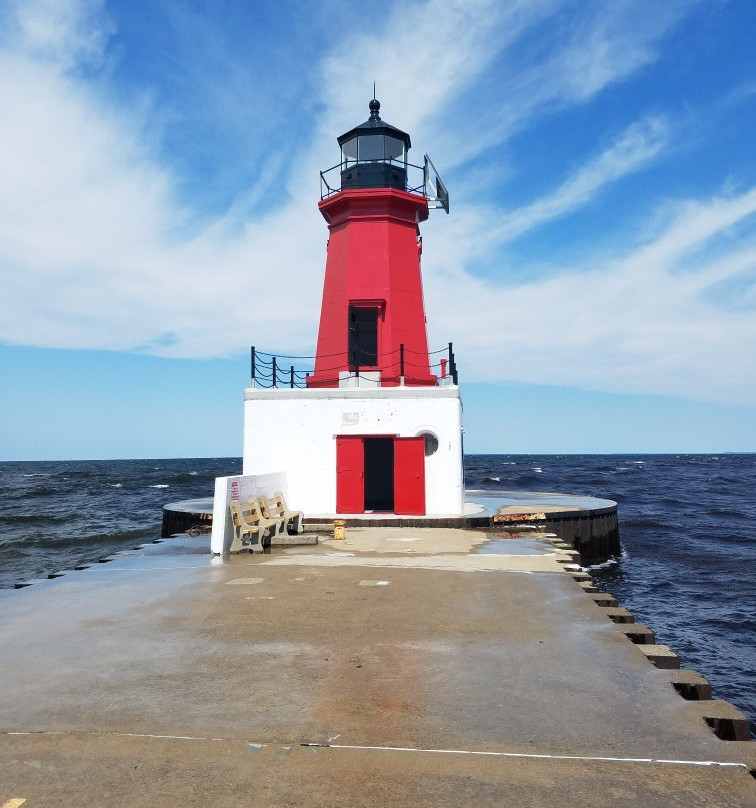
[447,342,458,385]
[399,343,405,386]
[290,365,295,389]
[272,356,277,388]
[251,346,256,388]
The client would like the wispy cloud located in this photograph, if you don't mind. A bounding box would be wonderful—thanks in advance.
[1,0,753,413]
[425,186,756,404]
[0,0,112,72]
[492,116,670,243]
[432,0,691,167]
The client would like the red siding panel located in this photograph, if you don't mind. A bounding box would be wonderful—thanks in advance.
[336,436,364,513]
[394,437,425,515]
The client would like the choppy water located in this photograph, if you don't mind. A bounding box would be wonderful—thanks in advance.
[1,454,753,731]
[0,458,238,584]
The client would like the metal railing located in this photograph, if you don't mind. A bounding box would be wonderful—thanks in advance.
[250,344,458,389]
[320,158,427,201]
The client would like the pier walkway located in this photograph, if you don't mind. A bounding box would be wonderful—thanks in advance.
[0,528,752,806]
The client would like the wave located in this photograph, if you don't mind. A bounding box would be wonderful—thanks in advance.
[587,556,619,571]
[622,517,672,528]
[0,513,74,526]
[706,507,747,518]
[18,527,156,550]
[148,484,169,489]
[514,474,543,485]
[24,486,62,497]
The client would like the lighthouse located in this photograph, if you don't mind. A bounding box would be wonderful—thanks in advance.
[242,98,464,517]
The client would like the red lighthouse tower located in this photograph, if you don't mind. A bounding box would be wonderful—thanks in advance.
[243,98,462,518]
[308,98,441,388]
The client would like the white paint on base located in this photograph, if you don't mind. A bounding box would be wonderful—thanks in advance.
[243,386,464,516]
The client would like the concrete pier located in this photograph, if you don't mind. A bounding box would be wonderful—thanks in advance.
[162,489,621,564]
[0,528,752,806]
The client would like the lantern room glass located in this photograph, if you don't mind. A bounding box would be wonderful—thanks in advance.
[341,134,406,167]
[341,137,358,168]
[384,136,405,163]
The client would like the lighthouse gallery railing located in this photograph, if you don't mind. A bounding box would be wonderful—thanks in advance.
[249,345,458,389]
[320,158,426,201]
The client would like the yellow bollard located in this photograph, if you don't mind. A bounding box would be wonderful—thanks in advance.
[333,519,346,540]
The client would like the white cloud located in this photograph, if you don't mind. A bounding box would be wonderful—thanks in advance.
[425,187,756,404]
[429,0,691,168]
[0,0,112,71]
[2,0,754,413]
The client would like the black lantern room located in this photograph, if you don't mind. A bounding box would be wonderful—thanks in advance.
[338,98,410,191]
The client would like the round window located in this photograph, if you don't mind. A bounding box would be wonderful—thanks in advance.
[419,432,439,457]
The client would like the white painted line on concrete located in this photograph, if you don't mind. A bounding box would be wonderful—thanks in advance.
[3,730,747,772]
[322,743,749,770]
[120,732,228,742]
[6,732,63,736]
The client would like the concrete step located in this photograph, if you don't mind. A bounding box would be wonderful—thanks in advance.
[271,534,319,546]
[689,699,752,741]
[602,607,635,624]
[635,643,680,669]
[591,593,618,608]
[666,669,712,700]
[617,623,655,644]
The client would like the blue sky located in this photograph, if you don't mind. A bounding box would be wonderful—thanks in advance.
[1,0,755,460]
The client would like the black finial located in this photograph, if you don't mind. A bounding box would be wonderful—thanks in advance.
[369,96,380,120]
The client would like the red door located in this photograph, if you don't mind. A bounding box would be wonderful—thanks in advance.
[336,436,364,513]
[394,437,425,515]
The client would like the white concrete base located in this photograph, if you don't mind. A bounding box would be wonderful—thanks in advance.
[243,385,464,516]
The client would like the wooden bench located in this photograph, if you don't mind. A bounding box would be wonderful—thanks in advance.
[228,499,286,553]
[259,491,303,535]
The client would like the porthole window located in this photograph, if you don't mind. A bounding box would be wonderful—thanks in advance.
[419,432,439,457]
